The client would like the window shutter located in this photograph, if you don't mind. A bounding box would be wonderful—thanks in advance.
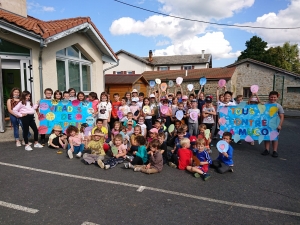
[157,67,160,71]
[192,66,195,69]
[113,71,116,74]
[132,71,135,74]
[168,66,170,70]
[181,66,183,70]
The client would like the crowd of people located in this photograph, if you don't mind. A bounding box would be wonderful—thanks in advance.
[6,84,284,180]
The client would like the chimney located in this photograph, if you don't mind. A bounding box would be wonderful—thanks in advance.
[0,0,27,17]
[201,50,205,59]
[149,50,153,62]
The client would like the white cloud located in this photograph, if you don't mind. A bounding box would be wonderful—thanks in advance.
[156,40,170,46]
[236,0,300,45]
[154,32,240,59]
[27,1,55,13]
[110,0,252,59]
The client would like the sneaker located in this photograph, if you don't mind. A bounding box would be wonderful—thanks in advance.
[67,149,73,159]
[168,162,177,168]
[261,149,270,156]
[229,167,234,172]
[210,144,214,147]
[56,150,63,154]
[22,141,32,146]
[34,143,43,148]
[272,151,278,158]
[104,165,110,170]
[194,173,201,178]
[98,159,105,169]
[25,145,33,151]
[128,162,134,169]
[124,163,129,169]
[16,141,21,147]
[250,141,254,146]
[237,140,242,145]
[134,167,141,172]
[76,152,82,158]
[202,173,211,181]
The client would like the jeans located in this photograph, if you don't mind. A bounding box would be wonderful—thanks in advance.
[67,144,84,154]
[10,114,31,140]
[19,115,38,144]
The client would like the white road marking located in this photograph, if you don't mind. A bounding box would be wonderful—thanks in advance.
[0,200,39,214]
[0,162,300,217]
[81,222,100,225]
[137,186,145,192]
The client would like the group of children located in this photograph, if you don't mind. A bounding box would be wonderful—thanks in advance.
[7,84,284,179]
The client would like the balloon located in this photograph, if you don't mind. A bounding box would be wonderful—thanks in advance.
[190,112,198,121]
[258,135,264,144]
[218,79,226,87]
[143,106,151,114]
[245,135,254,143]
[155,78,161,84]
[111,146,118,156]
[199,77,207,86]
[233,134,240,143]
[258,104,266,114]
[204,129,210,139]
[168,80,174,87]
[187,84,194,91]
[84,126,93,136]
[149,80,156,87]
[175,110,184,121]
[117,110,123,119]
[168,124,175,133]
[269,106,278,117]
[219,117,226,125]
[176,77,183,85]
[270,131,279,141]
[250,85,259,93]
[160,105,169,115]
[161,83,167,92]
[219,107,228,115]
[217,140,229,153]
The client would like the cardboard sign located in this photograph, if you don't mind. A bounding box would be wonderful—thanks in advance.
[219,104,280,142]
[38,100,94,134]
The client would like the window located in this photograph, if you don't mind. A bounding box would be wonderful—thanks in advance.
[183,65,192,70]
[127,71,133,74]
[287,87,300,93]
[159,66,168,71]
[0,38,30,56]
[116,71,122,75]
[243,87,251,98]
[56,45,92,92]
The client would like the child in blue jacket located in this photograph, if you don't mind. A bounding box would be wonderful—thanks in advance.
[124,135,148,169]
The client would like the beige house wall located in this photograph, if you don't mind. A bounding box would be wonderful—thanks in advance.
[0,0,27,17]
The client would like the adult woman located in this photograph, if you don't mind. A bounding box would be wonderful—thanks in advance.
[6,87,30,146]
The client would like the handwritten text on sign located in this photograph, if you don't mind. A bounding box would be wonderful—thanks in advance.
[219,103,280,143]
[38,99,94,134]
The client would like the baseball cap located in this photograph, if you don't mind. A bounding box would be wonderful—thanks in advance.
[205,96,212,103]
[131,97,139,102]
[149,128,158,133]
[191,99,197,103]
[132,89,138,93]
[189,136,197,144]
[182,95,188,100]
[150,94,155,98]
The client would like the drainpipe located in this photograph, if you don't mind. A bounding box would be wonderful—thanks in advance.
[103,59,119,92]
[39,39,46,99]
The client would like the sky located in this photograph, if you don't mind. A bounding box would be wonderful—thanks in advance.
[27,0,300,67]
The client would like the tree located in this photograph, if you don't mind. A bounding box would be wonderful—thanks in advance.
[238,36,268,62]
[281,42,300,73]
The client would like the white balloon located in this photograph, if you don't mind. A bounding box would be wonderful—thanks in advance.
[176,77,183,85]
[187,84,193,91]
[155,78,161,84]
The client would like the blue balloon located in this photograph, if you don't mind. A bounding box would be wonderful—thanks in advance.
[199,77,207,86]
[216,140,229,153]
[150,80,156,87]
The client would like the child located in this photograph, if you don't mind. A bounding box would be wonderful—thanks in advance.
[48,125,68,153]
[110,93,121,128]
[98,93,112,129]
[235,95,243,105]
[131,89,139,102]
[141,97,154,131]
[147,128,158,148]
[167,120,181,147]
[66,125,85,159]
[13,91,43,151]
[53,90,62,101]
[98,134,127,169]
[187,99,200,136]
[187,138,212,181]
[177,138,193,170]
[158,132,168,164]
[212,132,234,173]
[174,102,186,124]
[130,99,140,121]
[124,136,148,168]
[123,112,137,127]
[125,122,134,137]
[111,121,121,141]
[83,129,106,165]
[202,96,216,132]
[213,86,225,139]
[87,92,99,120]
[132,139,163,174]
[129,125,142,153]
[62,91,70,101]
[91,119,108,140]
[198,124,211,153]
[149,94,159,125]
[77,91,86,102]
[124,92,131,106]
[169,128,185,168]
[160,98,172,128]
[171,97,178,121]
[181,124,191,138]
[68,88,77,101]
[261,91,284,158]
[137,116,147,137]
[137,92,144,109]
[119,97,130,122]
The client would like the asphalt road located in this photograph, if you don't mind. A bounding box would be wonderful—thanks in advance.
[0,118,300,225]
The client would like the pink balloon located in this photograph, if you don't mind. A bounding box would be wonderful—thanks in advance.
[218,79,226,87]
[190,112,198,121]
[245,135,254,142]
[251,85,259,93]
